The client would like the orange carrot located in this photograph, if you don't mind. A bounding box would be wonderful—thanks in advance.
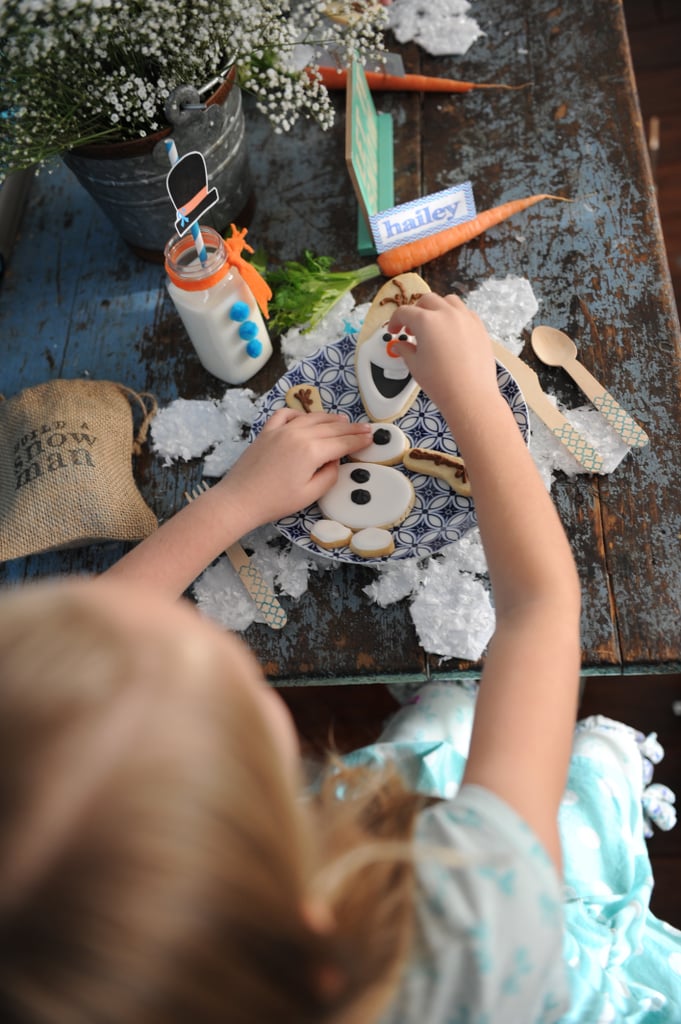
[311,66,525,93]
[376,194,572,277]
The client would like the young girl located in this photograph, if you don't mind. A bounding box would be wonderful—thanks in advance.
[0,295,678,1023]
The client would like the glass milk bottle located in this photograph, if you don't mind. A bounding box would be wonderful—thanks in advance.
[164,227,272,385]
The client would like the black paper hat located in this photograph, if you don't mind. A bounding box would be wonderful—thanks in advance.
[166,151,219,235]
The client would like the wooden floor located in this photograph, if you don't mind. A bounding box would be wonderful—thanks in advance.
[283,0,681,930]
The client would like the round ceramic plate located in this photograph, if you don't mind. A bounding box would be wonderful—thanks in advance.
[251,334,529,563]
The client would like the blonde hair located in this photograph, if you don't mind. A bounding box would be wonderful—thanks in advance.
[0,582,423,1024]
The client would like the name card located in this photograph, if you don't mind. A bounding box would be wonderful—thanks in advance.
[345,62,394,254]
[370,182,476,253]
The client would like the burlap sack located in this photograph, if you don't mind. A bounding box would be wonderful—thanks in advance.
[0,379,159,561]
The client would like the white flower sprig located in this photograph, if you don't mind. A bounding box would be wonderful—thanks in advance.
[0,0,387,173]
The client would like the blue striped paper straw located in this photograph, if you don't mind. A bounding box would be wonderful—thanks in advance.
[164,139,207,264]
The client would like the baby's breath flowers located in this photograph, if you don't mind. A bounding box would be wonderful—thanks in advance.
[0,0,388,175]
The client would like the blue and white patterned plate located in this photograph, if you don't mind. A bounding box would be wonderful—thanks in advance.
[251,334,529,563]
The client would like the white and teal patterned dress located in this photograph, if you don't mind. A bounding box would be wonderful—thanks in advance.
[343,681,681,1023]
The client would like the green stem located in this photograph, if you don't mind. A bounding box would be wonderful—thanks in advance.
[305,262,382,328]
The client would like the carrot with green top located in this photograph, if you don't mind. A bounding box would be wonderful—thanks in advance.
[376,194,572,277]
[312,66,526,93]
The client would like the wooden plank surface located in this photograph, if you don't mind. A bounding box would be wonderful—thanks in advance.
[0,0,679,681]
[412,0,681,673]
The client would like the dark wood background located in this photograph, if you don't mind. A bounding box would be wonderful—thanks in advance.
[284,0,681,929]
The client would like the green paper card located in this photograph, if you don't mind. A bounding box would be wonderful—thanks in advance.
[345,62,394,255]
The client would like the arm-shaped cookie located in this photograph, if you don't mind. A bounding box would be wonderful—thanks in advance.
[403,447,472,497]
[285,384,324,414]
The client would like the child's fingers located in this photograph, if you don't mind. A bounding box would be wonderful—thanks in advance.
[417,292,455,311]
[387,292,467,334]
[286,413,373,445]
[340,427,378,453]
[294,411,370,430]
[262,407,360,431]
[310,459,340,493]
[386,306,421,335]
[389,339,417,364]
[263,408,371,436]
[261,406,303,432]
[304,425,374,467]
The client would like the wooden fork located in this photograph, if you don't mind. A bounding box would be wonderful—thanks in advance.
[184,482,287,630]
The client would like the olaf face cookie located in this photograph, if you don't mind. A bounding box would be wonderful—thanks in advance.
[349,422,409,465]
[355,326,420,422]
[318,462,414,532]
[355,273,430,424]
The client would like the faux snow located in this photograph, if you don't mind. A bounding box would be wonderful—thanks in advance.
[150,277,635,660]
[280,295,368,369]
[410,559,495,662]
[467,276,539,355]
[388,0,484,57]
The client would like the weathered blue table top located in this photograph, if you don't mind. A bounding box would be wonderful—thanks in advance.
[1,0,680,682]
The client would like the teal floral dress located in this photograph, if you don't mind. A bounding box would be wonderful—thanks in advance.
[343,681,681,1023]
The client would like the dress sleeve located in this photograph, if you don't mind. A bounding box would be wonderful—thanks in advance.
[381,784,570,1024]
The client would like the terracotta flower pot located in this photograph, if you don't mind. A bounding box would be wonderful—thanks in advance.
[62,68,254,262]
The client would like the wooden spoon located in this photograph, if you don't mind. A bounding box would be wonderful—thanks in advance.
[531,326,649,448]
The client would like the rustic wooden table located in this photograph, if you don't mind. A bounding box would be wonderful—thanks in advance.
[1,0,680,684]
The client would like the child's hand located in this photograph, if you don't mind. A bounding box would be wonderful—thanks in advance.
[103,409,372,595]
[214,408,373,526]
[386,293,500,419]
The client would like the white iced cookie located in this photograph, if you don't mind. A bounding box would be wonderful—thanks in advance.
[403,447,472,497]
[350,528,395,559]
[355,326,420,422]
[349,422,409,465]
[318,462,414,531]
[310,519,352,549]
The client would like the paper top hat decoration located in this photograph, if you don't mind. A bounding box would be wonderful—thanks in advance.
[166,151,219,236]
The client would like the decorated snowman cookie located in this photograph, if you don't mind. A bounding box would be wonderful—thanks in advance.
[310,457,413,558]
[355,272,430,423]
[318,462,415,532]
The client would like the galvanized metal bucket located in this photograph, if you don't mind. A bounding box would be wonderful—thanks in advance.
[63,69,253,261]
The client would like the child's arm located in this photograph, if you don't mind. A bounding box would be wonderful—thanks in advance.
[102,409,373,598]
[389,294,581,871]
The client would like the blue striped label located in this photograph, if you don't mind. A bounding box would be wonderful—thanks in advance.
[370,181,476,253]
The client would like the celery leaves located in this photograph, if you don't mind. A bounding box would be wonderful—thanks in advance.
[266,251,381,336]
